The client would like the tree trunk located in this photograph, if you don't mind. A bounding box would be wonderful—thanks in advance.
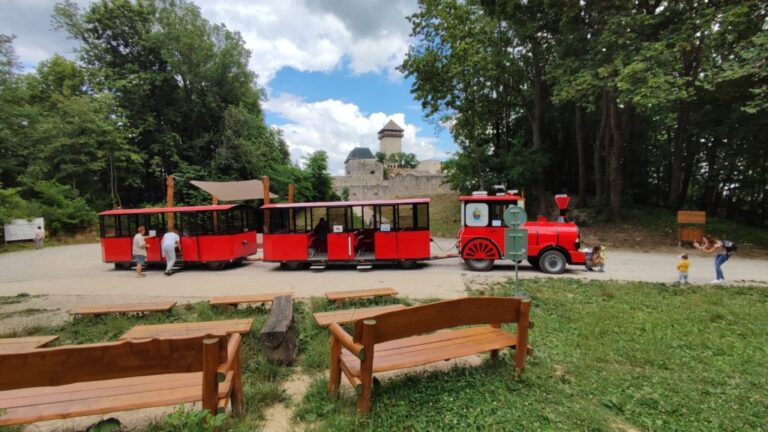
[531,59,546,214]
[594,92,608,206]
[679,134,698,207]
[700,137,720,212]
[667,100,689,209]
[260,295,298,365]
[608,95,623,217]
[575,103,586,205]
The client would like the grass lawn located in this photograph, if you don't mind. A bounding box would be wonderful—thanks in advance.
[1,279,766,431]
[294,279,768,431]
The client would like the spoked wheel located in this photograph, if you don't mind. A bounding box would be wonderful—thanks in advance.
[539,250,566,274]
[462,238,500,272]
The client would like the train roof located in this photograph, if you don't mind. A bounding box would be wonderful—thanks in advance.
[98,204,243,216]
[459,194,523,202]
[262,198,430,210]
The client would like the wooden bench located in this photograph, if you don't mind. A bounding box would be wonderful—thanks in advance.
[209,291,294,308]
[119,319,253,340]
[69,302,177,317]
[678,211,706,246]
[313,304,407,327]
[327,296,531,414]
[0,336,59,353]
[324,287,398,302]
[0,334,243,426]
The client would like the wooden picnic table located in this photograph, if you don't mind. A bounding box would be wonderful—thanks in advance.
[313,304,408,327]
[0,336,59,354]
[69,302,177,317]
[324,287,399,302]
[209,291,294,307]
[119,319,253,340]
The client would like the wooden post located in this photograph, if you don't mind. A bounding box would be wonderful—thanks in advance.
[328,334,342,396]
[166,176,175,231]
[260,295,298,365]
[515,300,531,373]
[357,319,376,414]
[202,338,221,415]
[288,183,295,230]
[231,347,244,415]
[212,196,219,232]
[490,322,501,360]
[262,176,271,234]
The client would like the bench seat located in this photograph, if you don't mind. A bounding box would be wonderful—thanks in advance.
[340,327,518,374]
[0,372,233,426]
[313,304,407,327]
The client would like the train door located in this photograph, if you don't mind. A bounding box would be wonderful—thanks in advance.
[326,206,354,260]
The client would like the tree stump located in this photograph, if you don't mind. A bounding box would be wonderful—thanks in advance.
[260,295,298,365]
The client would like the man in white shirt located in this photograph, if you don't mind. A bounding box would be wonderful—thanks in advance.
[161,229,181,275]
[132,226,148,277]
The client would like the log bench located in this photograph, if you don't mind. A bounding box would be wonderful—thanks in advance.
[313,304,407,327]
[119,319,253,340]
[0,336,59,353]
[209,291,294,308]
[69,302,176,317]
[327,296,532,414]
[0,334,244,426]
[324,287,398,302]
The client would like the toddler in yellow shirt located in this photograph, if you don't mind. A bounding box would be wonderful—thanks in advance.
[677,253,690,284]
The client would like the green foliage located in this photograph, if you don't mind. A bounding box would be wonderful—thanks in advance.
[303,151,339,201]
[384,152,419,169]
[296,278,768,431]
[21,180,96,235]
[147,406,225,432]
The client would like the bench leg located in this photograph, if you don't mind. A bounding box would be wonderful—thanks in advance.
[328,336,342,396]
[231,350,245,415]
[357,379,373,414]
[490,323,500,360]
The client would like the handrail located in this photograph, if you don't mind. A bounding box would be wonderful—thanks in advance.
[328,323,364,359]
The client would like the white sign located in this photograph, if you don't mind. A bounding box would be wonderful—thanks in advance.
[3,218,44,242]
[333,225,343,233]
[465,203,488,227]
[492,220,502,227]
[380,223,391,232]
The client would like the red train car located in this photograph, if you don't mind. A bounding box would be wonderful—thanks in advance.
[458,192,585,273]
[98,204,259,270]
[261,198,431,269]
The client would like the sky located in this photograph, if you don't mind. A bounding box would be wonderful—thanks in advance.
[0,0,456,175]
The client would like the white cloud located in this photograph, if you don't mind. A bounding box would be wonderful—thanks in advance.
[265,94,442,175]
[198,0,416,85]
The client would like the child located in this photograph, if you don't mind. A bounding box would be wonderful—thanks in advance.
[677,253,690,284]
[585,245,606,272]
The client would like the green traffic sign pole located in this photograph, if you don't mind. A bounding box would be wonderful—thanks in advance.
[503,206,528,293]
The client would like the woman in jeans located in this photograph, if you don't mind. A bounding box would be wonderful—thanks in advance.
[694,235,729,284]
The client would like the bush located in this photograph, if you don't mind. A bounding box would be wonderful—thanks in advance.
[0,185,29,225]
[22,180,96,235]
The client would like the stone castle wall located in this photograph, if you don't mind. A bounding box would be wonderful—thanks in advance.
[334,170,452,200]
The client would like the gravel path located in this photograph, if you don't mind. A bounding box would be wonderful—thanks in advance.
[1,240,766,329]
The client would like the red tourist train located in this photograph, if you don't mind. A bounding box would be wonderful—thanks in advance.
[98,193,584,273]
[98,204,259,270]
[458,191,585,273]
[261,198,431,269]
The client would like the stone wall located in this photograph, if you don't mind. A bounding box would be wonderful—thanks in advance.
[334,171,453,200]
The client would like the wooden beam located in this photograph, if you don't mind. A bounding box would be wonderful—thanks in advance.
[288,183,294,229]
[166,176,174,231]
[260,295,297,365]
[212,195,219,231]
[262,176,270,234]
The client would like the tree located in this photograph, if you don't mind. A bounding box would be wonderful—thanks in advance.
[303,151,338,201]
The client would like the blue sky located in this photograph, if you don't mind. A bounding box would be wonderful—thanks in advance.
[1,0,456,174]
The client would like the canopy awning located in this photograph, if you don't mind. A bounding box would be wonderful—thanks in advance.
[190,179,277,201]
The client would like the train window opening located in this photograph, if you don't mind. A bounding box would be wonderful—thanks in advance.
[415,203,429,230]
[375,206,395,231]
[229,209,244,233]
[398,204,414,230]
[327,207,345,232]
[101,216,117,238]
[348,206,365,231]
[489,203,509,227]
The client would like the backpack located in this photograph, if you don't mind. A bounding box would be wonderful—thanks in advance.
[722,240,737,254]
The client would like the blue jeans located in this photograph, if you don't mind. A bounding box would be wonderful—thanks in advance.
[715,254,729,280]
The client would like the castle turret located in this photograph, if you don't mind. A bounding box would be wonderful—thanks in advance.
[377,120,404,156]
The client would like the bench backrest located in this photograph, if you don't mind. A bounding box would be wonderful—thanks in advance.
[677,211,706,224]
[0,334,227,391]
[354,297,530,344]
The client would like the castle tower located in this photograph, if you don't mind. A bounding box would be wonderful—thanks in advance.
[377,120,404,156]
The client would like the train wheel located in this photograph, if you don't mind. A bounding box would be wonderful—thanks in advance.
[539,250,566,274]
[462,239,499,272]
[399,260,417,270]
[114,262,132,270]
[282,261,304,270]
[206,262,225,271]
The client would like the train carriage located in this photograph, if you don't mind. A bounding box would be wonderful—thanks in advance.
[98,204,259,270]
[261,198,431,269]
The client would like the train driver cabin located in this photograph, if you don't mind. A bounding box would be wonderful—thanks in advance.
[98,204,259,270]
[261,198,431,269]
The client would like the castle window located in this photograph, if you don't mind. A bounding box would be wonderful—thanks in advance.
[370,171,375,175]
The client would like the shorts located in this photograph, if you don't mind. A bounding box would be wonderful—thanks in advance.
[133,254,147,265]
